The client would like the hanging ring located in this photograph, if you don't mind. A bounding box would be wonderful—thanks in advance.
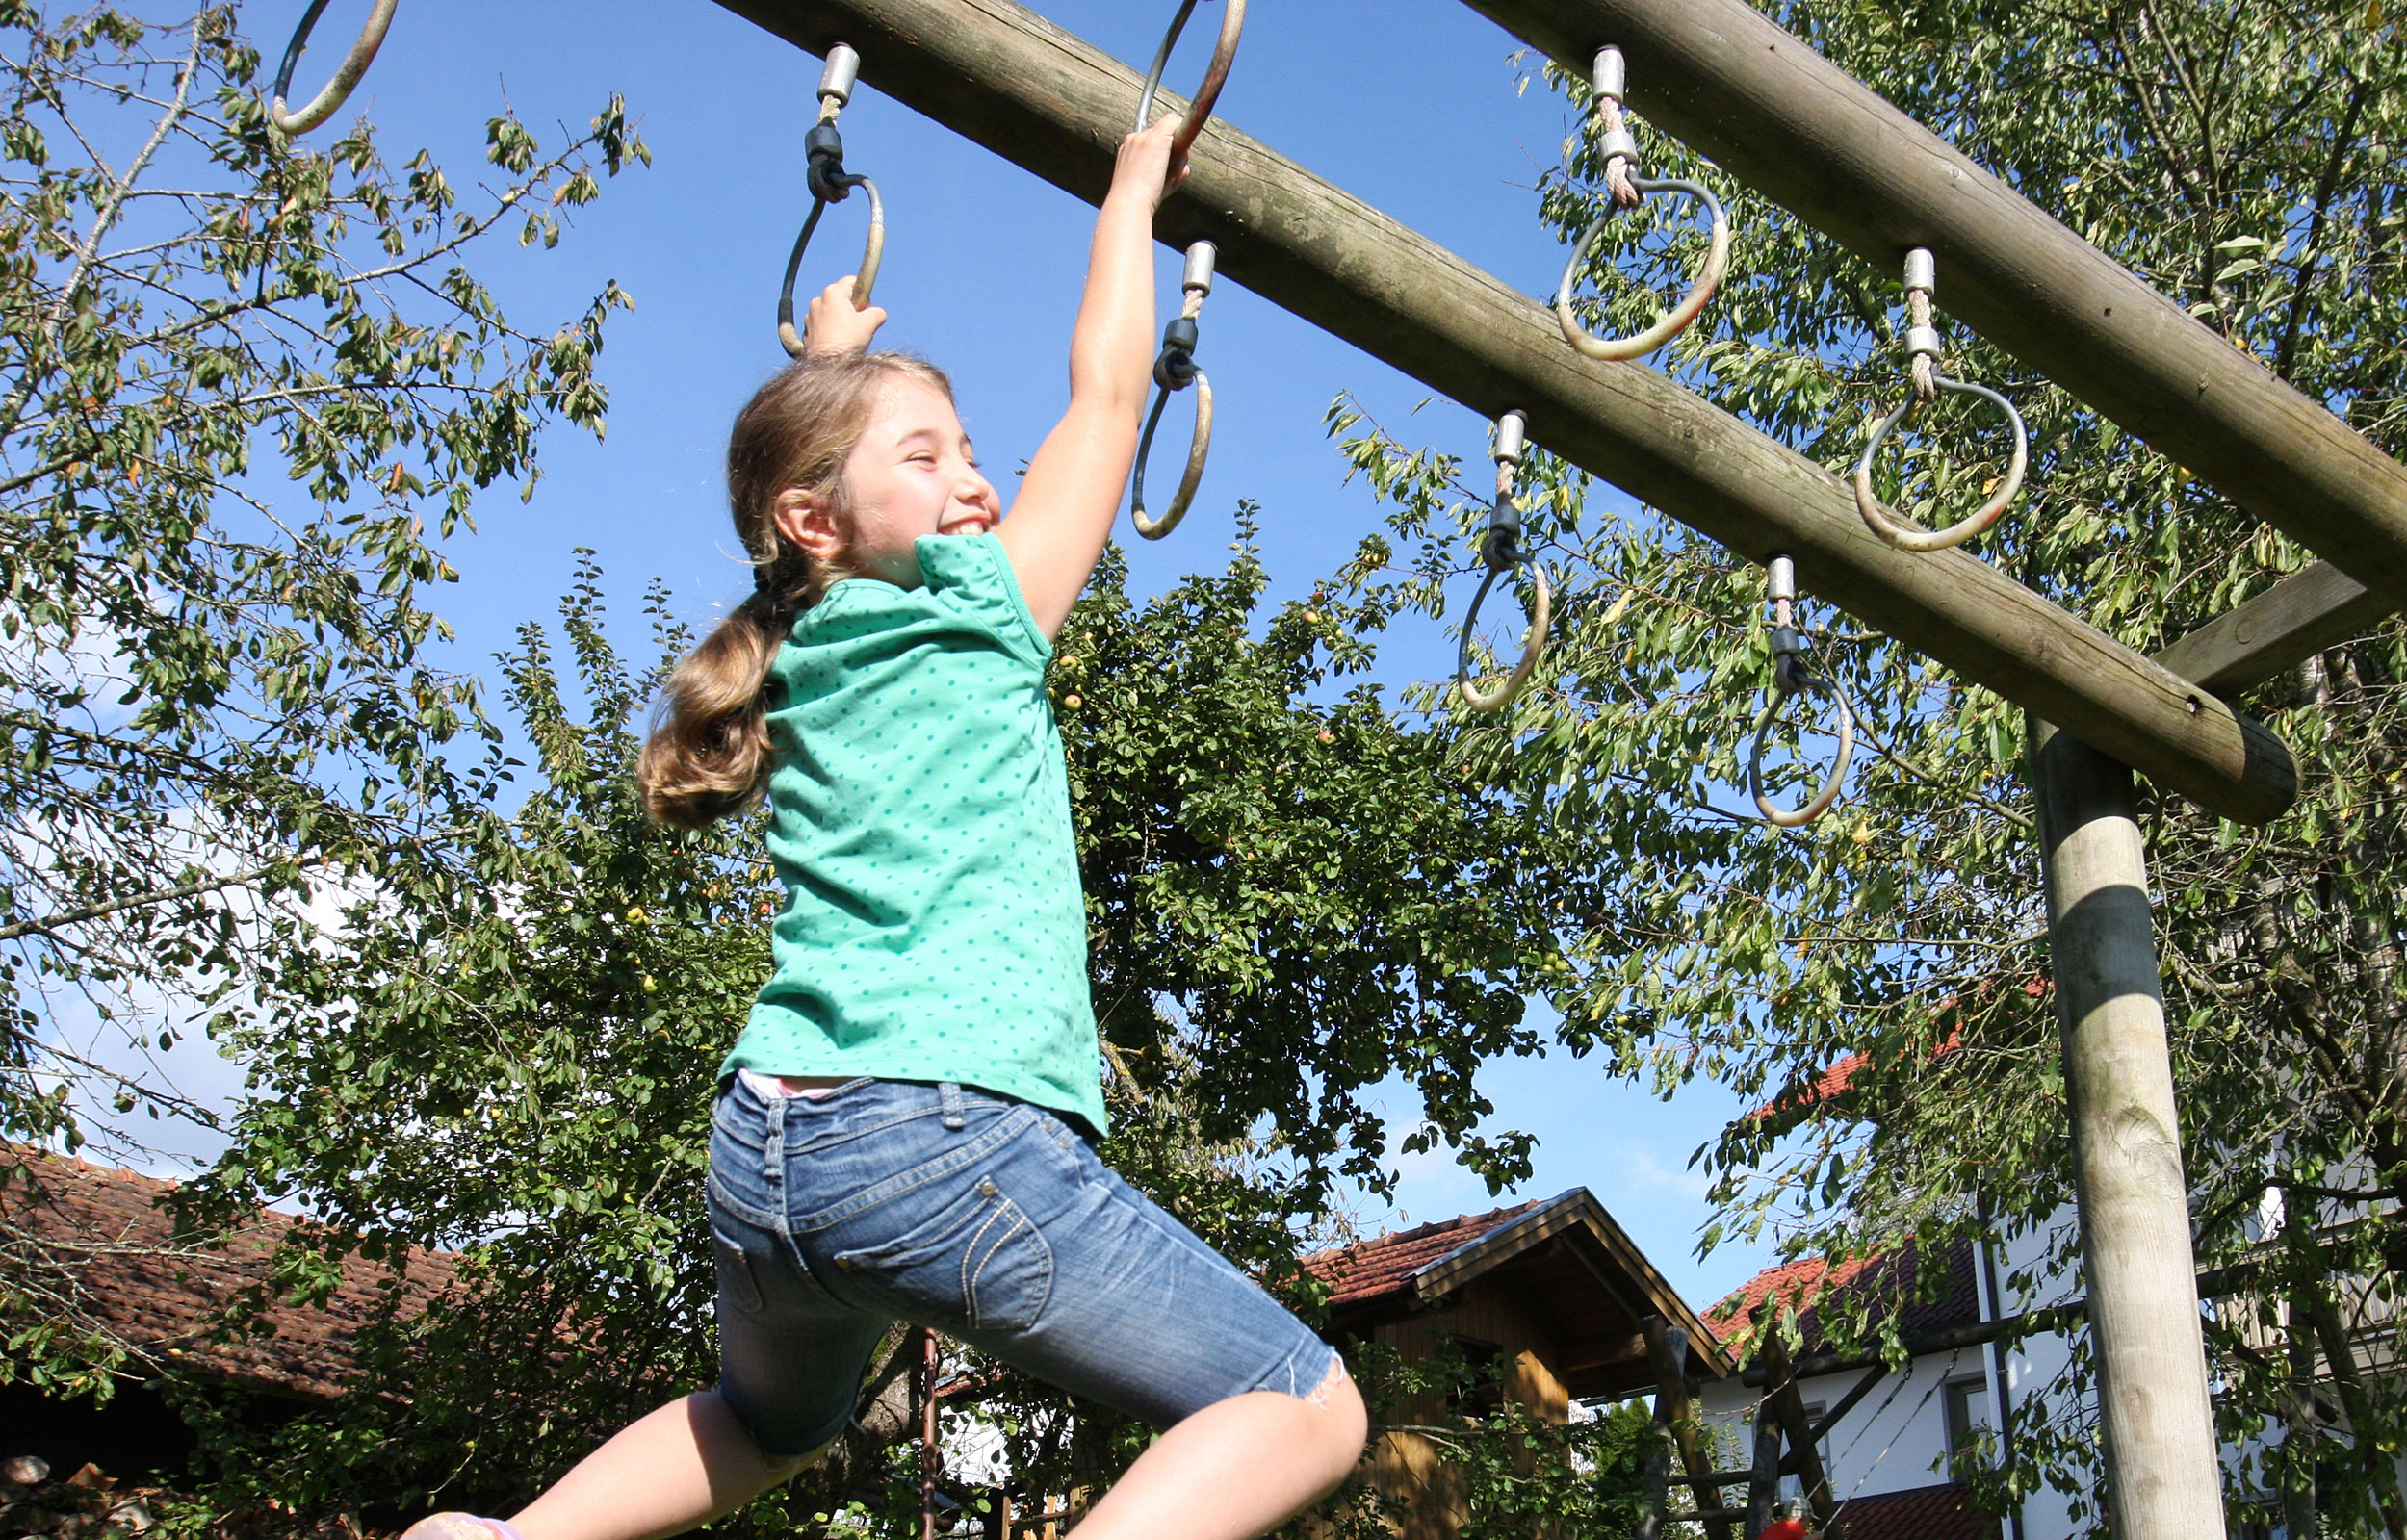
[1456,412,1552,711]
[776,178,886,359]
[1130,242,1218,539]
[1748,668,1855,827]
[1852,372,2028,552]
[1555,177,1730,361]
[1135,0,1247,172]
[269,0,399,136]
[1457,556,1554,711]
[1131,371,1214,539]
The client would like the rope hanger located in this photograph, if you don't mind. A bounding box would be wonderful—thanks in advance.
[269,0,399,136]
[1853,247,2029,551]
[1129,242,1219,539]
[1456,411,1553,712]
[1555,47,1731,362]
[777,45,886,359]
[1747,554,1854,828]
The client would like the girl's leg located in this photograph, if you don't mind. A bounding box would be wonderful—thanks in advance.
[507,1391,811,1540]
[1069,1361,1368,1540]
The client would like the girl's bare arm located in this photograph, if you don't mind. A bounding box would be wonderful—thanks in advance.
[997,117,1182,639]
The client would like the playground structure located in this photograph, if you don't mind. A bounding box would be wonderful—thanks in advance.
[267,1,2407,1534]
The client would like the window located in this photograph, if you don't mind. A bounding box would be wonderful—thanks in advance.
[1943,1375,1988,1481]
[1445,1337,1506,1419]
[1779,1401,1836,1502]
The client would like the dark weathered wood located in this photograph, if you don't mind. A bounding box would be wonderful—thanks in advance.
[1462,0,2407,614]
[1760,1329,1835,1530]
[710,0,2296,826]
[2152,561,2396,697]
[1643,1316,1733,1540]
[2032,722,2224,1538]
[1746,1399,1781,1539]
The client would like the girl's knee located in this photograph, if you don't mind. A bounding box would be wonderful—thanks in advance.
[1305,1356,1367,1459]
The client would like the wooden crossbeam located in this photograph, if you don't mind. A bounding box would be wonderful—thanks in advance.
[710,0,2295,825]
[2153,561,2396,698]
[1464,0,2407,616]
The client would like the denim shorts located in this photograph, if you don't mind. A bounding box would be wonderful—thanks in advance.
[705,1074,1341,1457]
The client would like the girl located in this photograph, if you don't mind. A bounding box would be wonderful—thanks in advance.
[403,116,1365,1540]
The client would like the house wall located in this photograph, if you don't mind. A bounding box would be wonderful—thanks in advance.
[1695,1344,1993,1512]
[1351,1276,1571,1540]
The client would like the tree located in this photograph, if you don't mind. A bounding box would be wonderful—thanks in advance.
[1334,0,2404,1528]
[0,0,645,1404]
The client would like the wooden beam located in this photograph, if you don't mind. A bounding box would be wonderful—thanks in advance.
[710,0,2297,826]
[1760,1328,1836,1530]
[1643,1316,1733,1540]
[2032,722,2225,1537]
[1461,0,2407,616]
[2152,561,2395,698]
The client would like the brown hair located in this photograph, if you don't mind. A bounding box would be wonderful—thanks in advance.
[638,350,955,829]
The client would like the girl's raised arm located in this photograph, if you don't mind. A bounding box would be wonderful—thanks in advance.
[996,117,1183,639]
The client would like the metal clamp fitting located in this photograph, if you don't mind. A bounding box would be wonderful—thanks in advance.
[1131,242,1218,539]
[1135,0,1247,175]
[1853,247,2028,551]
[778,45,886,358]
[1747,555,1854,828]
[269,0,400,136]
[1555,49,1729,362]
[1457,412,1554,711]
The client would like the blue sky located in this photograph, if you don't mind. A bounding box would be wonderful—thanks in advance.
[98,0,1777,1311]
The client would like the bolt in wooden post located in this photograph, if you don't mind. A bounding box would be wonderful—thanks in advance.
[2030,721,2224,1538]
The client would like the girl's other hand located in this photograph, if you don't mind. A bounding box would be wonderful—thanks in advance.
[1111,113,1186,211]
[803,277,888,357]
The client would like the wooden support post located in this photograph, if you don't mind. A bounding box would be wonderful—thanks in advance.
[1643,1315,1734,1540]
[1759,1328,1835,1532]
[711,0,2296,827]
[1745,1390,1782,1540]
[1462,0,2407,613]
[2030,723,2224,1538]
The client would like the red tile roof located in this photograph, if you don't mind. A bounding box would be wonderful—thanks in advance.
[1831,1481,2001,1540]
[1301,1202,1538,1308]
[1707,1238,1980,1359]
[2,1147,457,1400]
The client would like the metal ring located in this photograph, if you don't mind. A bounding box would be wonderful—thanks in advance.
[1134,0,1247,171]
[776,177,886,360]
[270,0,399,136]
[1852,372,2029,552]
[1130,370,1213,539]
[1747,671,1855,827]
[1554,176,1730,362]
[1456,557,1553,711]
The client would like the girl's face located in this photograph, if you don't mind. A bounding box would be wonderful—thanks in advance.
[788,372,1001,588]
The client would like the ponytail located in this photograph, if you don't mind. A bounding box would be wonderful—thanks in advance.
[637,351,954,829]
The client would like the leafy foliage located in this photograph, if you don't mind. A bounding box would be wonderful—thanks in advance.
[0,0,643,1400]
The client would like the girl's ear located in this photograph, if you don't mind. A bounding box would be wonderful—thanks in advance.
[772,487,844,567]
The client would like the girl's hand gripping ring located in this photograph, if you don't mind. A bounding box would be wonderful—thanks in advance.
[1554,49,1729,362]
[1135,0,1247,174]
[1456,412,1554,712]
[1747,556,1854,828]
[269,0,399,136]
[1130,243,1217,539]
[778,46,887,359]
[1852,248,2029,552]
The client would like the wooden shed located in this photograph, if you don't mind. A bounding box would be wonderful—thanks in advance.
[1303,1189,1731,1540]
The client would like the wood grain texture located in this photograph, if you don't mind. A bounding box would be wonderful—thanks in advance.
[2152,561,2395,697]
[712,0,2296,824]
[2032,723,2226,1538]
[1465,0,2407,615]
